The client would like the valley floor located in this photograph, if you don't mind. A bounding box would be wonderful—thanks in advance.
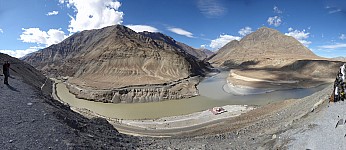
[0,74,338,149]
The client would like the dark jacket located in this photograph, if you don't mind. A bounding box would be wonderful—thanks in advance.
[3,63,10,75]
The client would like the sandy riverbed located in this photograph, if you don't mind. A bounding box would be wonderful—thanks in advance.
[225,69,331,95]
[230,70,299,84]
[120,105,255,130]
[224,70,294,95]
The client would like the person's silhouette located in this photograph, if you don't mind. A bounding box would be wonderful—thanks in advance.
[3,61,10,85]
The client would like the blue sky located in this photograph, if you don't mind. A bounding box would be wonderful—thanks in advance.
[0,0,345,58]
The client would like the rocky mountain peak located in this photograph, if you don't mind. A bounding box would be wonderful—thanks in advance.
[240,27,283,44]
[139,31,177,47]
[197,48,214,58]
[139,31,211,60]
[209,27,319,68]
[223,40,240,49]
[23,24,210,91]
[256,27,280,34]
[111,24,137,34]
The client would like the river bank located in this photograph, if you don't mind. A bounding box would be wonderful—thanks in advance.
[120,105,254,130]
[63,75,201,103]
[227,69,333,91]
[2,73,333,149]
[139,84,333,149]
[51,70,330,138]
[52,71,328,119]
[53,79,257,136]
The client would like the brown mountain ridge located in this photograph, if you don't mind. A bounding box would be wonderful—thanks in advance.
[23,25,211,103]
[209,27,321,68]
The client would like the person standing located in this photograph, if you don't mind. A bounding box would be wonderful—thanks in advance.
[3,61,10,85]
[335,86,339,102]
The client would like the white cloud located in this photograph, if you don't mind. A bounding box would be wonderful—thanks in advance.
[267,16,282,27]
[285,29,309,40]
[318,43,346,49]
[19,28,68,47]
[197,0,226,18]
[46,11,59,16]
[273,6,283,14]
[285,28,311,46]
[126,25,159,33]
[329,8,342,14]
[288,27,293,32]
[200,44,206,48]
[0,47,41,58]
[340,34,346,40]
[209,34,241,50]
[0,28,3,33]
[60,0,124,33]
[238,27,253,36]
[167,27,194,38]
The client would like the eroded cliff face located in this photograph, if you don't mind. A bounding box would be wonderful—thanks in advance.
[66,76,201,103]
[24,25,211,103]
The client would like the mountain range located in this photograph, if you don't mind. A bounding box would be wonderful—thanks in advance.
[23,25,340,102]
[23,25,212,103]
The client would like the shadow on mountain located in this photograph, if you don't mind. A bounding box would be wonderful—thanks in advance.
[222,59,343,89]
[221,60,260,70]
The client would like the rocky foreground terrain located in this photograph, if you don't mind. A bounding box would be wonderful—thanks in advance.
[23,25,212,103]
[0,53,140,149]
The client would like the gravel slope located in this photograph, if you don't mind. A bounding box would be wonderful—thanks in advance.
[275,97,346,149]
[0,76,140,149]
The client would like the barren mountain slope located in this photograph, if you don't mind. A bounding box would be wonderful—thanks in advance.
[207,27,338,89]
[198,48,214,58]
[139,31,209,60]
[331,57,346,62]
[209,27,321,68]
[0,53,47,91]
[24,25,209,90]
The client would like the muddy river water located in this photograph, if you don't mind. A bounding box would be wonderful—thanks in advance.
[55,72,328,119]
